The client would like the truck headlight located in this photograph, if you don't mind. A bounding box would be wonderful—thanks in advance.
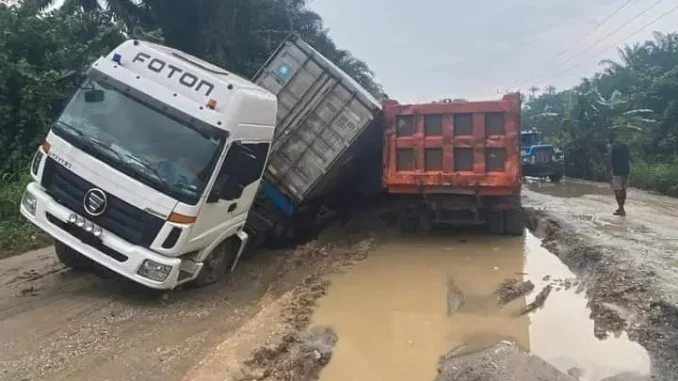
[22,190,37,216]
[138,260,172,282]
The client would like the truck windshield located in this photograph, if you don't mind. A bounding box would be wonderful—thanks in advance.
[521,133,540,146]
[52,79,226,204]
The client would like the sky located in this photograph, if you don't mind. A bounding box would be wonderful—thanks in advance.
[309,0,678,102]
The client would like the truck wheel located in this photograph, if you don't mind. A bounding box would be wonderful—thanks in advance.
[487,212,505,235]
[55,241,94,272]
[193,239,238,287]
[504,209,525,236]
[549,174,563,183]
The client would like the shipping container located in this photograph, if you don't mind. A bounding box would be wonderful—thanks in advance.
[381,93,523,235]
[245,35,383,245]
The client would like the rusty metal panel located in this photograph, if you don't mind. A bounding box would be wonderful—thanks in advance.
[485,112,505,136]
[425,148,443,171]
[382,93,522,196]
[486,147,506,172]
[454,148,474,171]
[396,115,415,137]
[453,114,473,135]
[252,35,382,205]
[397,148,415,170]
[424,115,443,136]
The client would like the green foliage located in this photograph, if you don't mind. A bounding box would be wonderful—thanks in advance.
[523,32,678,193]
[0,172,51,257]
[0,3,125,175]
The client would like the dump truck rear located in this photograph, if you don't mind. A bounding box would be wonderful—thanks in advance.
[381,94,523,235]
[245,35,383,246]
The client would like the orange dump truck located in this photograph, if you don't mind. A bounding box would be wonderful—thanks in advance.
[381,93,523,235]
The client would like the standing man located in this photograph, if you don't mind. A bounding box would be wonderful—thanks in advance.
[608,131,630,216]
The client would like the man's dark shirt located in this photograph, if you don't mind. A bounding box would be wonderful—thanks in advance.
[610,142,630,175]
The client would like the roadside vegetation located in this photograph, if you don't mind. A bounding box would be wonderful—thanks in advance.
[0,0,383,256]
[523,32,678,195]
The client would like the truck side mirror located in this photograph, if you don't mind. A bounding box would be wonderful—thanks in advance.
[84,90,105,103]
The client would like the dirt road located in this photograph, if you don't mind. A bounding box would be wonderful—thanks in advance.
[524,178,678,380]
[1,179,678,381]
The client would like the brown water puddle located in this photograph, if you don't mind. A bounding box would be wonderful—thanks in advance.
[312,230,650,381]
[525,177,610,198]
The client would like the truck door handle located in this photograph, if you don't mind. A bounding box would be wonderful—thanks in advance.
[228,203,237,212]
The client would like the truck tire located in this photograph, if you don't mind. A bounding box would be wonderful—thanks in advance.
[487,212,505,235]
[503,209,525,236]
[193,239,238,287]
[55,241,94,272]
[549,174,563,183]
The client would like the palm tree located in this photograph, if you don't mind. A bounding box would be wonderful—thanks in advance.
[24,0,145,24]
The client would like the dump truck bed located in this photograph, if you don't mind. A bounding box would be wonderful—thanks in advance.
[382,94,522,196]
[252,34,383,207]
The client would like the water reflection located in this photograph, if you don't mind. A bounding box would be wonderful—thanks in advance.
[312,229,651,381]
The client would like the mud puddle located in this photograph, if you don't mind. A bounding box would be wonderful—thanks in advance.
[311,230,651,381]
[525,177,610,198]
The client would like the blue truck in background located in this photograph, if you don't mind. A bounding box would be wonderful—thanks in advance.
[520,128,564,183]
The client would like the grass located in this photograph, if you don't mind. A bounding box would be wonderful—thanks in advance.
[0,171,51,259]
[629,158,678,197]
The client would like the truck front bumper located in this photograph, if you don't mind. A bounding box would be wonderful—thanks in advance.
[20,182,183,289]
[522,162,564,177]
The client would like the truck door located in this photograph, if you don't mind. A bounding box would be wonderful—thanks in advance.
[191,141,270,241]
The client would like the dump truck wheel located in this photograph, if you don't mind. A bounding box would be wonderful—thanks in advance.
[55,241,95,272]
[504,209,525,236]
[487,212,505,235]
[194,239,238,287]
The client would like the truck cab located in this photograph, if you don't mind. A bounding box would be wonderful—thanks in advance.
[520,128,564,183]
[20,39,277,289]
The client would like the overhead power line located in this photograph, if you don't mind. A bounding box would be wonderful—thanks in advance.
[511,0,638,86]
[512,0,666,88]
[529,2,678,85]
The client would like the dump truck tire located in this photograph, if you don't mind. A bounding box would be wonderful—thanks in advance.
[488,212,505,235]
[504,209,524,236]
[193,239,238,287]
[55,241,95,272]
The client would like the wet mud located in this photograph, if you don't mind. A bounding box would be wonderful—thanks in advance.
[524,192,677,381]
[4,179,677,381]
[310,221,651,381]
[495,278,535,305]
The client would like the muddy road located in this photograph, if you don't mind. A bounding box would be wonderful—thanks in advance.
[1,179,677,381]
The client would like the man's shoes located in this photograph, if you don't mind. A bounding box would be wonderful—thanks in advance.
[613,209,626,216]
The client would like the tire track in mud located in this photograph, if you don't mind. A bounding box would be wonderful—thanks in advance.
[524,207,678,381]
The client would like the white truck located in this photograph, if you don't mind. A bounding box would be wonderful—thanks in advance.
[19,39,277,289]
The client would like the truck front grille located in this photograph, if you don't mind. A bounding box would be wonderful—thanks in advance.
[41,158,164,248]
[533,148,552,164]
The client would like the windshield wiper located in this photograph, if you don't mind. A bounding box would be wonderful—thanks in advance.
[123,154,174,187]
[55,121,124,161]
[55,120,88,140]
[87,137,124,161]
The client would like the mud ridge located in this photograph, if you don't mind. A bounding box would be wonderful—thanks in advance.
[233,231,378,381]
[524,207,678,380]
